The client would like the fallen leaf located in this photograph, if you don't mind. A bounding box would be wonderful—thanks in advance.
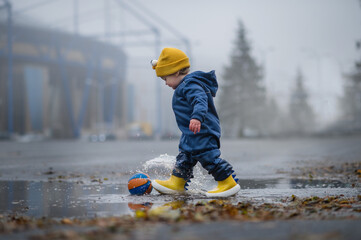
[60,218,73,225]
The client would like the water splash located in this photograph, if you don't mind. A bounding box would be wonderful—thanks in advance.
[141,154,212,193]
[142,154,176,177]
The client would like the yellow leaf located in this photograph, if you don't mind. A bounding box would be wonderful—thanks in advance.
[135,210,147,218]
[61,218,73,225]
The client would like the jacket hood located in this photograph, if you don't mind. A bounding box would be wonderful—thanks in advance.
[183,70,218,97]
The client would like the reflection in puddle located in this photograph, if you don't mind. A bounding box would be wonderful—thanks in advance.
[237,178,351,189]
[128,202,153,211]
[0,178,356,219]
[0,181,131,218]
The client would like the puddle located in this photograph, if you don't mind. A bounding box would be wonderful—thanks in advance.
[0,181,129,218]
[0,177,357,219]
[238,178,352,189]
[0,154,358,218]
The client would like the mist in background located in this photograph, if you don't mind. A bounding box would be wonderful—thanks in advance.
[1,0,361,140]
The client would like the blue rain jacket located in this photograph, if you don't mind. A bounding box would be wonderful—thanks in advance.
[173,70,221,152]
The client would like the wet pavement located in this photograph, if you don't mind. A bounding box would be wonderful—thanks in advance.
[0,136,360,240]
[0,135,360,219]
[0,178,357,219]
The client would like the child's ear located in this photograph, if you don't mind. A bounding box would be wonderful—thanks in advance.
[175,71,180,77]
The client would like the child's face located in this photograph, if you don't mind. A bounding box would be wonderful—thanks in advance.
[161,73,182,90]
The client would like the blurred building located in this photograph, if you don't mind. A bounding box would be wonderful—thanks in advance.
[0,23,127,138]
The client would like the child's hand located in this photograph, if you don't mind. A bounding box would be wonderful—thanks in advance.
[189,119,201,134]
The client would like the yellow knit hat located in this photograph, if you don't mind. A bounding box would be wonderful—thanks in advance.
[151,48,190,77]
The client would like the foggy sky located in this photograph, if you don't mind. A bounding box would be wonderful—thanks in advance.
[6,0,361,130]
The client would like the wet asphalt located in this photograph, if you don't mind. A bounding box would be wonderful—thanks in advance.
[0,135,360,239]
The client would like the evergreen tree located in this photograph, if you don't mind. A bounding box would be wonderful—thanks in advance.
[339,59,361,130]
[288,69,316,134]
[263,97,285,136]
[218,21,267,138]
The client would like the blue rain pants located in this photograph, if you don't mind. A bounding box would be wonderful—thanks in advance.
[172,148,234,182]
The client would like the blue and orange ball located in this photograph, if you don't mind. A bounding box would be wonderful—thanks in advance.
[128,172,152,195]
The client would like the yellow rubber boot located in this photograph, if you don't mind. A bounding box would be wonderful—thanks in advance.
[152,175,187,194]
[206,175,240,197]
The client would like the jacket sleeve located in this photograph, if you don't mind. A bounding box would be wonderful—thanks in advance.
[182,81,208,122]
